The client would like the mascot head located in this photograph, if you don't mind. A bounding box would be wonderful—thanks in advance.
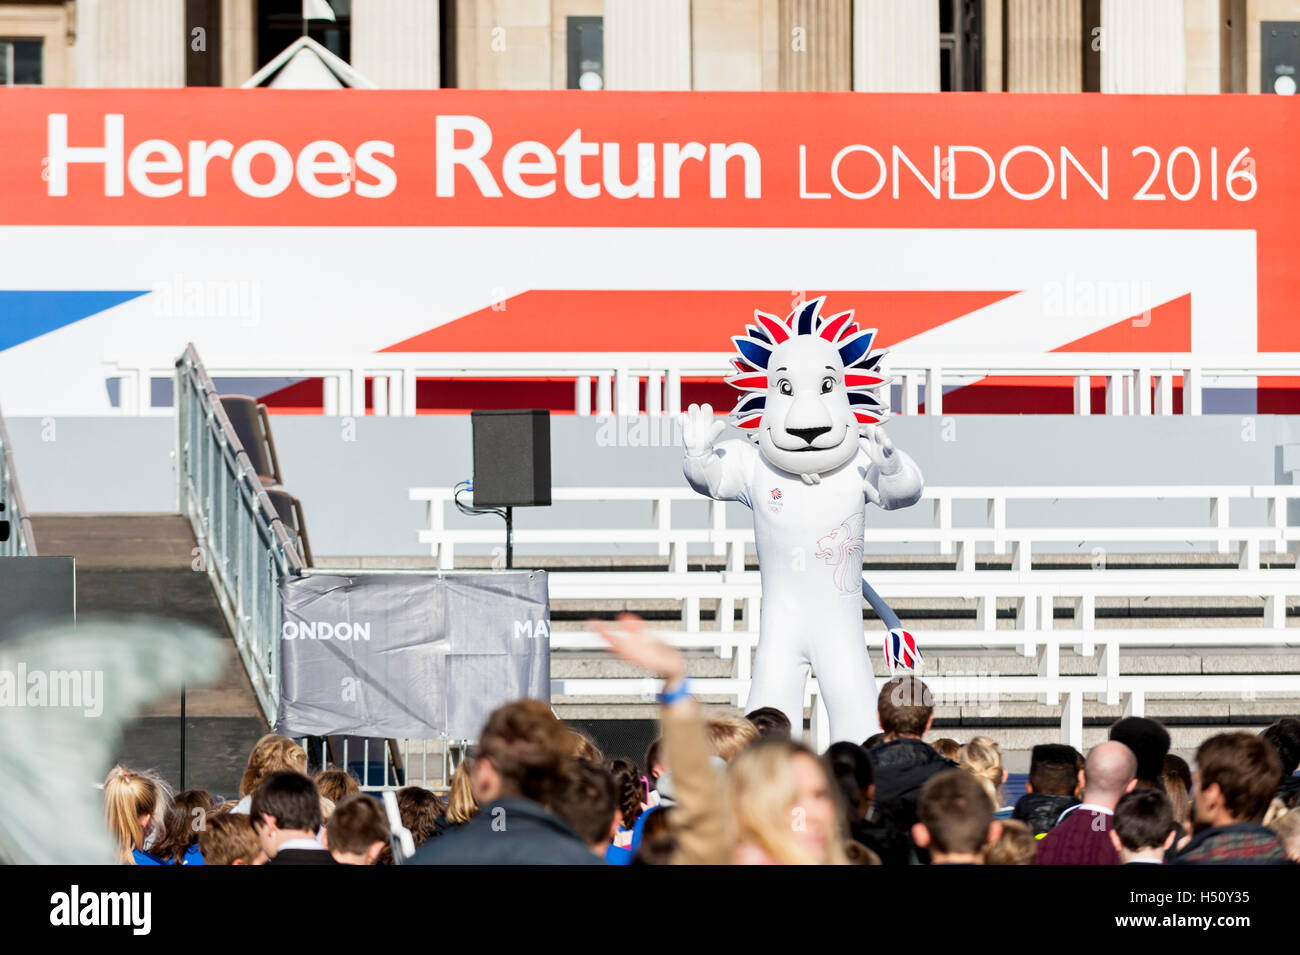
[726,297,889,478]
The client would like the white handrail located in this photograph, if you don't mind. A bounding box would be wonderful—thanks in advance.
[105,351,1300,417]
[411,484,1300,571]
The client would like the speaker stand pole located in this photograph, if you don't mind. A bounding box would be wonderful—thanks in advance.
[505,506,513,569]
[179,681,187,791]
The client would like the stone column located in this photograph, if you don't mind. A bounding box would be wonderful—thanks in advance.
[1100,0,1186,93]
[779,0,852,91]
[1005,0,1082,92]
[76,0,185,87]
[351,0,441,88]
[852,0,939,92]
[455,0,551,90]
[219,0,253,87]
[605,0,691,89]
[692,0,767,90]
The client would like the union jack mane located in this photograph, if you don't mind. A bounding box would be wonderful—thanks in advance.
[725,297,890,436]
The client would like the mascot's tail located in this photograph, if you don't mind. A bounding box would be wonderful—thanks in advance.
[862,575,923,674]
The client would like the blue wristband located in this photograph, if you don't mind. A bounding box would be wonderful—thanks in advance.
[657,679,691,706]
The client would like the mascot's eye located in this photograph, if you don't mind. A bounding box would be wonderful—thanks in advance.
[778,380,792,396]
[821,376,836,394]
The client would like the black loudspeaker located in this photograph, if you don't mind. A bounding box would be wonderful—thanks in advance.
[470,409,551,507]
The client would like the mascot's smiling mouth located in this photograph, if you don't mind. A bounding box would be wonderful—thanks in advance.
[766,422,854,452]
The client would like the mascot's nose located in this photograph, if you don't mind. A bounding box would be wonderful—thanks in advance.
[788,425,831,445]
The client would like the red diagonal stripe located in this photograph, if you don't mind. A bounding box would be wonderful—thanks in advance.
[380,289,1020,353]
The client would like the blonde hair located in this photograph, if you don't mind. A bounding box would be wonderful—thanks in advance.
[708,713,760,763]
[957,736,1005,809]
[1269,807,1300,859]
[727,740,847,865]
[103,766,170,865]
[1262,796,1289,828]
[983,818,1035,865]
[445,760,479,825]
[568,729,603,763]
[239,734,308,798]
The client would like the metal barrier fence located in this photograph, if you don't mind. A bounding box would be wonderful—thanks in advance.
[175,344,305,724]
[0,402,36,557]
[297,735,461,794]
[108,350,1300,417]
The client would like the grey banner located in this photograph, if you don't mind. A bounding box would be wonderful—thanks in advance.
[277,571,549,739]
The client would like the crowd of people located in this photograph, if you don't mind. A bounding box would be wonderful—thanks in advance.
[103,615,1300,866]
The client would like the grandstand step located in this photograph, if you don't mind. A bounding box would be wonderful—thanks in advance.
[934,699,1300,721]
[925,647,1300,675]
[551,652,735,679]
[551,701,738,720]
[552,645,1300,677]
[27,513,266,795]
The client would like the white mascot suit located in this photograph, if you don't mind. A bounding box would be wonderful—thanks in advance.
[682,298,925,744]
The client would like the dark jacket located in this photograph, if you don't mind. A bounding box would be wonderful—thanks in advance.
[850,816,914,867]
[868,737,958,834]
[1012,792,1081,837]
[409,797,604,865]
[267,848,340,866]
[1168,823,1289,865]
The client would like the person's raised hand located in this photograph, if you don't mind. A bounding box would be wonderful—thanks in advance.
[589,614,688,688]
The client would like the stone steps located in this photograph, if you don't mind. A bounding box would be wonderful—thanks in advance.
[551,647,1300,679]
[314,554,1300,766]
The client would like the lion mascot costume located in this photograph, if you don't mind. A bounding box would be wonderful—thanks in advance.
[682,297,924,743]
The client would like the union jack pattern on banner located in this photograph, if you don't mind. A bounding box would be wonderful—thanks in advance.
[884,627,923,674]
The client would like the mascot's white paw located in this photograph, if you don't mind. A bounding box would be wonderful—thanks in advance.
[800,472,821,485]
[681,403,725,457]
[862,424,902,476]
[884,627,923,674]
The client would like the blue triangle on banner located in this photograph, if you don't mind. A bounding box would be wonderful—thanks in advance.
[0,290,149,351]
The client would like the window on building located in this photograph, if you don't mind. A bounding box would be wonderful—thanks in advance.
[939,0,982,91]
[186,0,223,86]
[439,0,457,88]
[0,37,43,86]
[1081,0,1101,92]
[257,0,351,69]
[566,16,603,90]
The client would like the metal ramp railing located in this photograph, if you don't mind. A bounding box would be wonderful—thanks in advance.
[0,402,36,557]
[175,344,305,724]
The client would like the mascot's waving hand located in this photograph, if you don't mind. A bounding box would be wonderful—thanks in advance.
[682,297,924,743]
